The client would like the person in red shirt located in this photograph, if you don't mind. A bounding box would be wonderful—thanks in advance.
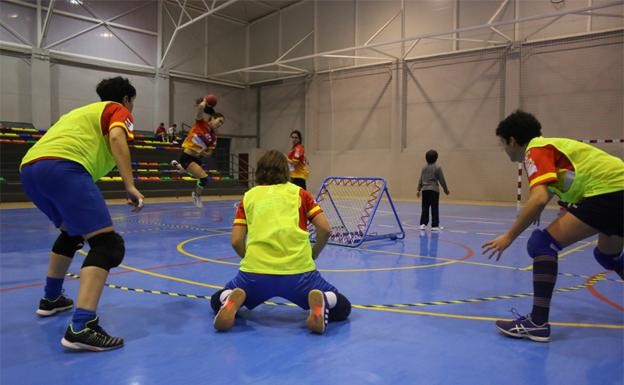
[287,130,309,190]
[154,122,166,141]
[171,97,224,207]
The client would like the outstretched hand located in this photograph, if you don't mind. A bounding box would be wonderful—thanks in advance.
[126,186,145,212]
[482,233,513,261]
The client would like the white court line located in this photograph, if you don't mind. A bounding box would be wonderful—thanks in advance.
[476,232,497,236]
[448,230,468,234]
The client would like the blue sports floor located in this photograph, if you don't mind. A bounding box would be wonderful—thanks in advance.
[1,199,622,385]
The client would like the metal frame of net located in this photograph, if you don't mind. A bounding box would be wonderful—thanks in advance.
[310,177,405,247]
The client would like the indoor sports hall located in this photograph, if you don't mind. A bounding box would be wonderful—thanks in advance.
[1,1,622,385]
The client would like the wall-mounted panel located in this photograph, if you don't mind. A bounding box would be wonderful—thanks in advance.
[356,0,402,59]
[317,66,393,152]
[405,51,504,151]
[207,16,246,76]
[163,8,207,75]
[519,0,589,41]
[49,63,155,131]
[520,32,623,156]
[259,80,305,153]
[0,54,31,123]
[0,2,36,45]
[458,0,515,50]
[404,0,454,58]
[280,1,314,62]
[250,14,279,66]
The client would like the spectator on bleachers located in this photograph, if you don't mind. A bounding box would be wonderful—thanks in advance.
[154,122,166,142]
[167,123,178,144]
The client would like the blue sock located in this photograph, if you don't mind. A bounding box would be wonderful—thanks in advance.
[44,277,64,300]
[72,308,96,331]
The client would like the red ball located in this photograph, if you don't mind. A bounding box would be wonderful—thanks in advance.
[204,94,217,107]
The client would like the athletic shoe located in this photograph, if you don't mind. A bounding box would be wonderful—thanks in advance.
[170,160,186,174]
[431,226,444,231]
[495,310,550,342]
[419,224,426,230]
[61,317,124,352]
[36,293,73,317]
[214,288,246,331]
[306,289,328,334]
[191,190,203,208]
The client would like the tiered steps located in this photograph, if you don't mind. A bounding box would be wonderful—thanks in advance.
[0,124,249,202]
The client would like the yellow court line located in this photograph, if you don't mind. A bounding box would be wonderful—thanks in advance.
[77,244,622,329]
[178,234,468,272]
[355,305,624,329]
[521,240,597,271]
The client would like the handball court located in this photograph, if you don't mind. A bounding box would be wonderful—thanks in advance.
[1,198,622,385]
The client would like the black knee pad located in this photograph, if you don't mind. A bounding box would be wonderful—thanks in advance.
[328,292,351,322]
[51,230,84,258]
[82,232,125,271]
[211,289,226,313]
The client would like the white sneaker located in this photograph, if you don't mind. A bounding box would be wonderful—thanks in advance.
[191,191,203,208]
[170,160,186,174]
[419,224,426,230]
[431,226,444,231]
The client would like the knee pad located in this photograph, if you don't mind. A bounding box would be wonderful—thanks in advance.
[211,289,226,313]
[593,248,623,271]
[527,229,562,259]
[328,292,351,322]
[197,177,209,188]
[51,230,84,258]
[82,232,125,271]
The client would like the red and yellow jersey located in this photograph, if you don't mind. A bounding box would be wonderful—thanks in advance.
[287,143,309,179]
[524,145,574,191]
[21,102,134,181]
[102,103,135,140]
[233,186,322,231]
[181,119,217,153]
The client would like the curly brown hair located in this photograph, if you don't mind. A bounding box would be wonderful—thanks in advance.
[256,150,290,185]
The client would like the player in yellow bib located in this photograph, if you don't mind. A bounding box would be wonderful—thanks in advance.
[20,77,144,352]
[482,110,623,342]
[211,150,351,334]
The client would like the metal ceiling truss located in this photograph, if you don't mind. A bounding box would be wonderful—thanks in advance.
[0,0,622,88]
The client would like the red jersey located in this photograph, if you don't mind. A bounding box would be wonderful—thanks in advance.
[524,145,575,190]
[102,103,134,140]
[182,119,217,153]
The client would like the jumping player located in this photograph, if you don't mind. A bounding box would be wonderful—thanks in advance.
[171,97,224,208]
[482,110,624,342]
[211,150,351,334]
[20,76,144,351]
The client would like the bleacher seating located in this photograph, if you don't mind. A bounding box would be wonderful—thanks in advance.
[0,122,249,202]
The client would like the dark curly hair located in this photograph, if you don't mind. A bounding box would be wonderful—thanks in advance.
[496,110,542,146]
[256,150,290,185]
[96,77,136,104]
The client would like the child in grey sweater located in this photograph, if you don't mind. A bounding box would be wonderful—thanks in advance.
[417,150,449,231]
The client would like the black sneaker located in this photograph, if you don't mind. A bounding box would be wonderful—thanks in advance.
[61,317,124,352]
[36,294,73,317]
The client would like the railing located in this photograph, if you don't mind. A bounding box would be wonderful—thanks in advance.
[230,153,255,188]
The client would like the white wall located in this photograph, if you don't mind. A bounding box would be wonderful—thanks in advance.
[0,53,31,123]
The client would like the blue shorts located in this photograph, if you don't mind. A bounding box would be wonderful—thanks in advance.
[224,270,338,310]
[20,160,113,236]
